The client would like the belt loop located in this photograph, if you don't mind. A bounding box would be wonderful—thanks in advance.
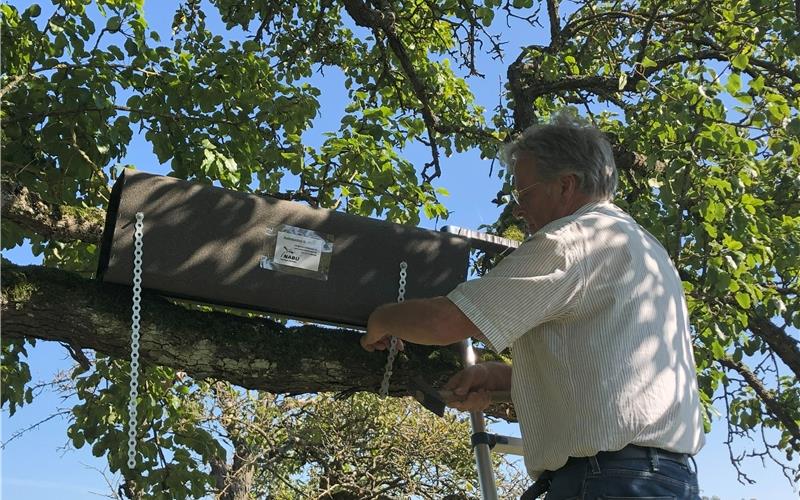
[648,448,660,472]
[589,455,601,474]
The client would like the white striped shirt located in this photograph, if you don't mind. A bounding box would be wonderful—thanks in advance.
[448,201,705,478]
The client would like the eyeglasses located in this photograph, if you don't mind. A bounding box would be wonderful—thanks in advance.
[510,182,541,204]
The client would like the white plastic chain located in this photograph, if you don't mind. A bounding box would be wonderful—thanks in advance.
[379,261,407,397]
[127,212,144,469]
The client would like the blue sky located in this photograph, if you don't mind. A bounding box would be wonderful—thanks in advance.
[2,1,798,498]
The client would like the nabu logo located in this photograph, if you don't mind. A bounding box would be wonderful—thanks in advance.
[280,246,300,262]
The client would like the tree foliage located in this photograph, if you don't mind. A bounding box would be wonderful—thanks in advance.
[64,360,525,499]
[2,0,799,495]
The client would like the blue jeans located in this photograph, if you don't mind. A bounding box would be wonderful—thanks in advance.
[538,447,701,499]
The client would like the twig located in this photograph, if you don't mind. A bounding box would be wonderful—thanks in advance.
[1,410,72,449]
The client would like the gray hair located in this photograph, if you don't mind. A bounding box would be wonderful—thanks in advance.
[501,110,618,200]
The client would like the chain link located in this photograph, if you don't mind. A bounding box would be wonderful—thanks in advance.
[379,261,407,397]
[128,212,144,469]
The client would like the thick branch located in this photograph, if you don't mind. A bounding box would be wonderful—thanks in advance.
[632,0,667,67]
[748,315,800,380]
[546,0,561,48]
[507,48,539,132]
[341,0,442,181]
[0,74,29,98]
[718,356,800,445]
[796,0,799,26]
[340,0,437,129]
[611,141,666,174]
[692,35,800,87]
[0,263,514,420]
[1,180,105,244]
[511,39,796,117]
[520,50,722,100]
[0,264,441,394]
[3,104,246,126]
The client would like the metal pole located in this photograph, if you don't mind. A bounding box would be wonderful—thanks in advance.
[460,339,498,500]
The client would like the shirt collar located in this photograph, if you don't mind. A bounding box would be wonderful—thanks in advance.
[530,199,614,237]
[572,199,613,217]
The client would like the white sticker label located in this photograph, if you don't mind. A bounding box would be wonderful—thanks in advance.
[274,231,324,271]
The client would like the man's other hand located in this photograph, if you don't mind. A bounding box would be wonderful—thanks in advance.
[443,362,512,412]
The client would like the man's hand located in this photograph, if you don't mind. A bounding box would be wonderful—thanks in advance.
[443,362,512,412]
[361,305,405,352]
[359,332,405,352]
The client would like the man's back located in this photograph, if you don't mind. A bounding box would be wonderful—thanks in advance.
[449,201,705,478]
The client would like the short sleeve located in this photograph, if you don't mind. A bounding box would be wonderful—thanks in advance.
[447,230,584,353]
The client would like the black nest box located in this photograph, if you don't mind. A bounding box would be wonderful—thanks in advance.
[97,169,518,328]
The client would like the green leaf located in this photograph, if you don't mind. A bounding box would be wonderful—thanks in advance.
[107,44,124,60]
[106,15,122,32]
[618,73,628,91]
[735,292,751,309]
[722,234,743,251]
[712,341,726,359]
[124,38,138,56]
[641,56,657,69]
[726,73,741,94]
[786,118,800,137]
[750,75,765,92]
[25,4,41,18]
[732,53,749,70]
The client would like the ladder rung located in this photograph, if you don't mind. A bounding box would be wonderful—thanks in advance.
[490,434,524,456]
[472,431,524,456]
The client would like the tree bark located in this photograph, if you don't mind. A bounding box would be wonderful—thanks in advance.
[718,356,800,446]
[748,315,800,381]
[0,263,455,393]
[1,179,105,243]
[1,263,515,420]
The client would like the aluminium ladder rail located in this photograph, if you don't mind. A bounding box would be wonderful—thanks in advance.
[442,226,524,500]
[459,339,526,500]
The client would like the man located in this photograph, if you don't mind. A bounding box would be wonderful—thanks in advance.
[361,112,705,499]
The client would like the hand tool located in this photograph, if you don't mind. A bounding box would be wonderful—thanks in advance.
[410,376,511,417]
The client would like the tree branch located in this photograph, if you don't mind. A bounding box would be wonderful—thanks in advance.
[507,47,540,131]
[0,74,29,99]
[1,179,105,244]
[796,0,800,26]
[3,104,247,126]
[718,356,800,446]
[341,0,442,182]
[517,48,724,101]
[1,263,520,419]
[632,0,668,67]
[546,0,560,48]
[748,315,800,380]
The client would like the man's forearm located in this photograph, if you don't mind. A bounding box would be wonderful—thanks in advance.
[482,361,513,391]
[367,296,482,346]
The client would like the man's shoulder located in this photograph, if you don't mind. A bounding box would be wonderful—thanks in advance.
[575,200,632,220]
[571,202,640,232]
[534,202,629,238]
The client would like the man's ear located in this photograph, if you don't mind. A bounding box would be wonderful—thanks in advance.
[559,173,580,198]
